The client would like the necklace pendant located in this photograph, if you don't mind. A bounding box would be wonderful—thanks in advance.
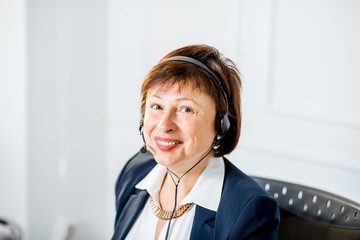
[149,196,194,220]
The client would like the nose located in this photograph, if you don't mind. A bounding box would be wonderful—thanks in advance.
[157,111,176,133]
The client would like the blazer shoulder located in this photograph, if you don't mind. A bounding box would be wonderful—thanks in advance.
[114,151,156,214]
[222,157,276,205]
[113,152,156,233]
[115,151,156,195]
[216,158,279,239]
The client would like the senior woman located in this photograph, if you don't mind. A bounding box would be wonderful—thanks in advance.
[112,45,279,240]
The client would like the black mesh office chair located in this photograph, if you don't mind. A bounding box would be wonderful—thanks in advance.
[0,217,21,240]
[252,176,360,240]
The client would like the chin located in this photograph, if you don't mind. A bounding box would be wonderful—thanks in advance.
[152,152,180,167]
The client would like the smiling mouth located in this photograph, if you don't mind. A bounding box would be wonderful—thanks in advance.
[157,140,180,146]
[154,137,182,152]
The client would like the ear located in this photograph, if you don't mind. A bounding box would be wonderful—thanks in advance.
[139,114,144,135]
[213,134,222,150]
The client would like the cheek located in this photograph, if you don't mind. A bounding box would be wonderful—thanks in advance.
[143,116,157,138]
[185,118,216,143]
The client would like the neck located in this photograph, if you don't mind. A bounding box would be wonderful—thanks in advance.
[167,147,213,178]
[159,149,213,211]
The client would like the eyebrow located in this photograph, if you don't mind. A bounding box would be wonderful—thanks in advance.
[148,95,200,106]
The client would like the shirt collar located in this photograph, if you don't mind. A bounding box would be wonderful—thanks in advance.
[135,155,225,212]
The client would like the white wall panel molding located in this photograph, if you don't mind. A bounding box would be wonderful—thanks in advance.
[237,0,360,202]
[264,0,360,129]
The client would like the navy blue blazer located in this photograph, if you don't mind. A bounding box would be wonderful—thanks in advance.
[112,151,280,240]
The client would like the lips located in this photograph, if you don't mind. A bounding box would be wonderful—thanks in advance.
[154,137,182,152]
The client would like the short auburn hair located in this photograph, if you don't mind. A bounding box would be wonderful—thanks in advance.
[141,45,242,157]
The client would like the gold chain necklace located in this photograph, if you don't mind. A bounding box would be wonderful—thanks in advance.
[149,196,194,220]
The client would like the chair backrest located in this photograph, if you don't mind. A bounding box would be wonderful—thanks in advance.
[0,217,22,240]
[252,176,360,240]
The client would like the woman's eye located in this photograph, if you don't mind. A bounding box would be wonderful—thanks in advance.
[151,104,162,110]
[179,106,193,113]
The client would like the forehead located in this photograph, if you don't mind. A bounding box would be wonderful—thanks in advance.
[148,83,207,98]
[147,83,216,106]
[146,74,215,95]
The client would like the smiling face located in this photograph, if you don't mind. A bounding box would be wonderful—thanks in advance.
[143,83,217,173]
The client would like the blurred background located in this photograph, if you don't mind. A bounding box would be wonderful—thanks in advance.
[1,0,359,239]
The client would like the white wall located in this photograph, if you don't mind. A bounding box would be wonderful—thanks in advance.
[0,0,27,233]
[27,0,107,239]
[1,0,108,238]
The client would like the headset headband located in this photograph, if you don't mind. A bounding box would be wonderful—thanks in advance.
[161,56,229,109]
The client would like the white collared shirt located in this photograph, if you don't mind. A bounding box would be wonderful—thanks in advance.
[125,156,225,240]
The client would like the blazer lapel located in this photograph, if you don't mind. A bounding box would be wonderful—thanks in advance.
[214,158,248,240]
[113,189,149,240]
[214,190,242,239]
[190,205,216,240]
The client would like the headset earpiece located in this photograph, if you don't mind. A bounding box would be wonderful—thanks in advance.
[216,113,230,138]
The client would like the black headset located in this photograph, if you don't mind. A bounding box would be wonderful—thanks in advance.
[139,56,230,147]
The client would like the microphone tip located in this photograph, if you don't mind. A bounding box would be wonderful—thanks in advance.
[140,147,147,154]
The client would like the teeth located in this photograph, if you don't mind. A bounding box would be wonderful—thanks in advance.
[157,141,179,146]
